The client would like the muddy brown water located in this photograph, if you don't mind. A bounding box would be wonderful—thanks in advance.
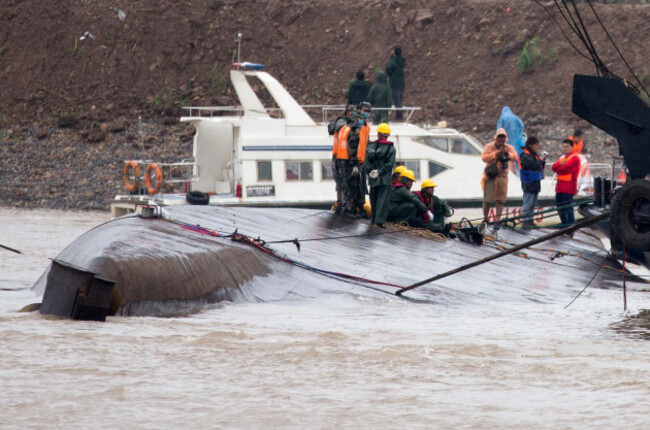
[2,208,650,429]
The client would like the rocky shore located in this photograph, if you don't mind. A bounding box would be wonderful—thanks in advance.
[1,0,644,211]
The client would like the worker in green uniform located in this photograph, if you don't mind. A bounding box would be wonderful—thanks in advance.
[365,123,396,228]
[387,169,428,223]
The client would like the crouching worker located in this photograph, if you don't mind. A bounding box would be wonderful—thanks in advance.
[387,169,428,223]
[409,179,454,235]
[365,123,396,228]
[392,165,406,185]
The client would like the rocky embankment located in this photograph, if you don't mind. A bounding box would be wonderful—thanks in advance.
[1,0,646,210]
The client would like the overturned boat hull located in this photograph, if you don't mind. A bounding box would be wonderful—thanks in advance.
[33,206,624,320]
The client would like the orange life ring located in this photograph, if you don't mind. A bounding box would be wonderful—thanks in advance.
[145,163,163,194]
[123,160,140,192]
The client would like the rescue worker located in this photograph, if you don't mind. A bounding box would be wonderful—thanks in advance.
[481,127,517,225]
[387,169,428,223]
[347,70,371,106]
[355,102,372,218]
[337,110,365,218]
[410,179,453,234]
[552,138,581,228]
[367,71,392,125]
[569,130,584,155]
[365,123,396,228]
[518,136,547,228]
[330,105,354,214]
[392,165,406,185]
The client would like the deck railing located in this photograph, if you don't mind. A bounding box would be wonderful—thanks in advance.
[123,159,198,194]
[182,105,422,124]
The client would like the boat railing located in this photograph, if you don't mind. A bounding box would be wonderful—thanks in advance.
[124,158,199,189]
[183,105,422,123]
[182,106,284,118]
[304,105,422,124]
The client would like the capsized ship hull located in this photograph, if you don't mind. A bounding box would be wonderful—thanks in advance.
[33,206,623,320]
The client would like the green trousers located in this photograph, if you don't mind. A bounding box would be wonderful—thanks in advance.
[369,185,391,224]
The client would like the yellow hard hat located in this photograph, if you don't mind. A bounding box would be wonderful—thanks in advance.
[400,169,415,181]
[393,165,406,175]
[377,123,391,135]
[421,178,437,189]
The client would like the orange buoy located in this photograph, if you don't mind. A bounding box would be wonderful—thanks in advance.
[123,160,140,192]
[145,163,163,194]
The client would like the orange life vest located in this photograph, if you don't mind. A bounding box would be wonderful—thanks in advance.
[332,128,340,157]
[357,123,370,163]
[570,136,584,154]
[337,126,351,160]
[557,154,579,182]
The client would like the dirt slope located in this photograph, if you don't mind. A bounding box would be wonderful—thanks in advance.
[1,0,649,209]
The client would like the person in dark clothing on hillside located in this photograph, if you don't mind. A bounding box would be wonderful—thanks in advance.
[367,71,392,125]
[347,70,371,106]
[518,136,547,227]
[385,46,405,120]
[365,123,396,227]
[387,169,428,223]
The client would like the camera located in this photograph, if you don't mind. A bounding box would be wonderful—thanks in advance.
[498,154,510,170]
[542,151,549,158]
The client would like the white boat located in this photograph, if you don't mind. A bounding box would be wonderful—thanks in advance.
[110,67,564,218]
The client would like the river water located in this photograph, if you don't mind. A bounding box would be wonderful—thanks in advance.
[2,208,650,429]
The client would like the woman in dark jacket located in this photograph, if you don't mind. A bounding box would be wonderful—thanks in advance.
[518,136,547,227]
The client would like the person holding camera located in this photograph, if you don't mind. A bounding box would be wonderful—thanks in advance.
[481,128,517,225]
[518,136,547,228]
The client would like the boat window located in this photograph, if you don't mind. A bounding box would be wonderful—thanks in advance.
[414,136,448,152]
[285,161,313,181]
[428,161,448,177]
[404,161,421,179]
[321,161,334,181]
[451,138,479,155]
[257,161,272,181]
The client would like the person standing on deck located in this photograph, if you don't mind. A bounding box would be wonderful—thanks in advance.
[365,123,396,228]
[385,46,405,120]
[367,71,392,125]
[552,139,581,229]
[518,136,547,228]
[330,105,354,214]
[569,130,585,155]
[497,106,525,175]
[347,70,371,106]
[481,128,517,225]
[337,110,365,218]
[354,102,372,218]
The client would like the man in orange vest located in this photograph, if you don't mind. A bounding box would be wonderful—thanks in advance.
[552,138,581,228]
[330,105,353,214]
[569,130,584,155]
[355,102,372,217]
[337,108,367,218]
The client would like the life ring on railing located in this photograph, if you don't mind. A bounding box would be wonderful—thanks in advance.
[123,160,140,192]
[145,163,163,194]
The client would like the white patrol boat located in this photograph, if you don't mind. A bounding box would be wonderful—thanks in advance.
[110,65,569,218]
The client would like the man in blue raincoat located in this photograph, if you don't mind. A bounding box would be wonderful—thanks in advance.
[497,106,525,174]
